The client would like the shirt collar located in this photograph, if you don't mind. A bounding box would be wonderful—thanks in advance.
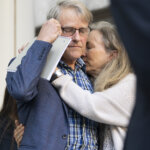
[59,58,86,72]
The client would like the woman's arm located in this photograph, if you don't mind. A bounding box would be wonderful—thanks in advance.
[52,73,136,127]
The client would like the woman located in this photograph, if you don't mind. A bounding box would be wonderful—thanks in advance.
[52,21,136,150]
[0,88,18,150]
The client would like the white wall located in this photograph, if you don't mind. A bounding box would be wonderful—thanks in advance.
[0,0,34,110]
[0,0,15,110]
[16,0,35,53]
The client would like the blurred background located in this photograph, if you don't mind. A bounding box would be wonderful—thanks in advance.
[0,0,111,110]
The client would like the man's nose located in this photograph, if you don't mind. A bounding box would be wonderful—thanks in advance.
[72,30,81,41]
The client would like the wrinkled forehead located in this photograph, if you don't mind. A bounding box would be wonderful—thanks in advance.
[58,8,89,28]
[47,1,93,24]
[59,7,89,23]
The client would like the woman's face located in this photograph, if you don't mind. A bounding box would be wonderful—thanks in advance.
[83,30,111,77]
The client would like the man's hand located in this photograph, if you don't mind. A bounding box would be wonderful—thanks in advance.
[37,18,62,43]
[14,120,25,148]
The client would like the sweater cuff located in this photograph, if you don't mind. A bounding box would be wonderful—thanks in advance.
[52,75,72,87]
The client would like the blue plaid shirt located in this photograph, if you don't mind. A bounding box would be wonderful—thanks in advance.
[58,58,99,150]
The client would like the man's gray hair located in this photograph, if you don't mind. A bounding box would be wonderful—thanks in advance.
[47,0,93,24]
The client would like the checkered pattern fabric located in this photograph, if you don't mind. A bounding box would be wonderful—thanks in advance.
[58,58,99,150]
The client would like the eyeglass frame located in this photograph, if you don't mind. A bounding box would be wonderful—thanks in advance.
[61,26,91,37]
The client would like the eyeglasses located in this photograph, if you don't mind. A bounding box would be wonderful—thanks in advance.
[61,27,90,37]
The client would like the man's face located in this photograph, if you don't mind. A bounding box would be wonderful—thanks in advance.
[59,8,89,63]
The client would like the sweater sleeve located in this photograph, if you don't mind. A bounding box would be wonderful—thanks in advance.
[52,74,136,127]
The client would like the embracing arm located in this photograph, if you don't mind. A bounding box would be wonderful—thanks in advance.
[52,73,136,127]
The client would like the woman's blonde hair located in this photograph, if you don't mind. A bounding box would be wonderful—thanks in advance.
[92,21,132,91]
[47,0,93,24]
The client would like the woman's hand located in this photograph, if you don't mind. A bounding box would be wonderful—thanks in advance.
[14,120,25,148]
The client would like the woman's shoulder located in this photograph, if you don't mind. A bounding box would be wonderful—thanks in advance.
[125,73,136,79]
[115,73,136,100]
[104,73,136,98]
[118,73,136,85]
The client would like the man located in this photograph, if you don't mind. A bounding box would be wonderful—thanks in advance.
[6,0,99,150]
[111,0,150,149]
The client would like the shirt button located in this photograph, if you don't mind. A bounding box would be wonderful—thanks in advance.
[62,134,67,139]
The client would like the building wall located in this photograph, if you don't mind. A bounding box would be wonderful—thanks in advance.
[16,0,35,51]
[0,0,15,110]
[0,0,34,110]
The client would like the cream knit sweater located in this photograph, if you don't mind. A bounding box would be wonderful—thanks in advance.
[52,73,136,150]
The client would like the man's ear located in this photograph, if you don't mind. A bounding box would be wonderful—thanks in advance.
[109,50,118,60]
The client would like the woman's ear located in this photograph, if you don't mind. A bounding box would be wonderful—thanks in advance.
[109,50,118,60]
